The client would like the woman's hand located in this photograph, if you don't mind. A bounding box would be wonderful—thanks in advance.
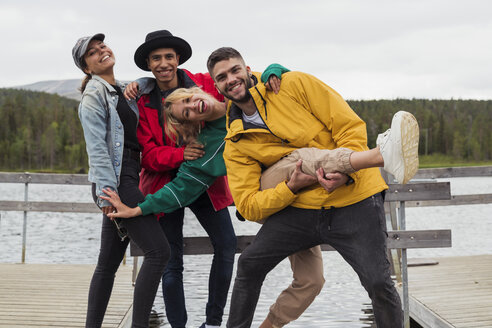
[101,205,115,216]
[100,188,142,218]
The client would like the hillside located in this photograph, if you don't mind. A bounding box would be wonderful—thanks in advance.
[0,88,87,172]
[0,84,491,173]
[13,79,82,101]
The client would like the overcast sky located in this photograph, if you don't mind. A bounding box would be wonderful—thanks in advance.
[1,0,490,100]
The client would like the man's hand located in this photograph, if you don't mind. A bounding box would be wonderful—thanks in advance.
[316,168,349,193]
[264,75,281,94]
[124,81,140,100]
[286,160,317,193]
[183,142,205,161]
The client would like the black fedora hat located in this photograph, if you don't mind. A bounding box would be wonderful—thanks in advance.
[134,30,192,71]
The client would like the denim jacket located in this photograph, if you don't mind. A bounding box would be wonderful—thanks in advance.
[78,75,139,208]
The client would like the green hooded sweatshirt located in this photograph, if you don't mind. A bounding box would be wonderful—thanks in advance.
[138,116,227,216]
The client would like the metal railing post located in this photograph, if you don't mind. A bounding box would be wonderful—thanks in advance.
[132,256,139,286]
[381,170,403,283]
[399,201,410,328]
[21,173,30,263]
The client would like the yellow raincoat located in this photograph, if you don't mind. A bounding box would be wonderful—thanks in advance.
[223,71,388,222]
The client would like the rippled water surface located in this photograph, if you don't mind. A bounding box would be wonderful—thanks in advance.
[1,177,491,327]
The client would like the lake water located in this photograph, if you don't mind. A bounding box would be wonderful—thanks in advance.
[0,177,491,327]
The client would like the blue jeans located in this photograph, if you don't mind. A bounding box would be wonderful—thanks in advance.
[160,192,237,327]
[86,155,170,328]
[226,193,403,328]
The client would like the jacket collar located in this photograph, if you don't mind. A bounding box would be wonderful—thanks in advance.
[225,73,290,144]
[91,75,124,95]
[145,69,197,110]
[227,74,265,130]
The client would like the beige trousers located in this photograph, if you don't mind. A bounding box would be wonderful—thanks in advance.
[267,246,325,327]
[260,147,354,327]
[261,147,355,190]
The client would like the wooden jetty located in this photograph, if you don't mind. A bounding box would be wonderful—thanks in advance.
[402,255,492,328]
[0,263,133,328]
[0,166,491,327]
[2,256,492,328]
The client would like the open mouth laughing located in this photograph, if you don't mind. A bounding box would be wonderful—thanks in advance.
[198,100,206,113]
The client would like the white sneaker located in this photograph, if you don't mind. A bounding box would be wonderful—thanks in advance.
[376,111,419,184]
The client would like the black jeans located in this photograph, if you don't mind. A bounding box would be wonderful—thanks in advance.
[86,156,170,328]
[159,192,237,327]
[226,193,403,328]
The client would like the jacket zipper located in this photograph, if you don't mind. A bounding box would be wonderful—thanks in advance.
[254,86,290,145]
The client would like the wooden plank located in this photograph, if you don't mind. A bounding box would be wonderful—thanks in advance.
[0,200,101,213]
[0,263,133,328]
[385,182,451,201]
[7,192,490,214]
[130,230,452,256]
[386,230,452,249]
[2,183,468,215]
[120,306,132,328]
[0,166,489,186]
[415,166,492,179]
[0,172,91,185]
[400,289,454,328]
[405,193,492,207]
[401,255,492,328]
[0,200,99,213]
[0,175,452,202]
[407,258,439,267]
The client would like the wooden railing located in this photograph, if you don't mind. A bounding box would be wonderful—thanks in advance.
[2,165,490,214]
[1,166,491,328]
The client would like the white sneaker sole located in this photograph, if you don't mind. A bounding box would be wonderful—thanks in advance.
[398,111,419,184]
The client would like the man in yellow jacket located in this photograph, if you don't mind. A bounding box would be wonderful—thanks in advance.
[207,47,403,328]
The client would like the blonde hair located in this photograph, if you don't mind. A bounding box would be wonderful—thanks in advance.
[163,87,206,144]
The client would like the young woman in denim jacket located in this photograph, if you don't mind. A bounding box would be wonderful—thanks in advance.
[72,33,170,328]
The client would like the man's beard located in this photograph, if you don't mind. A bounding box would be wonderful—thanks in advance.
[226,77,253,103]
[232,90,252,104]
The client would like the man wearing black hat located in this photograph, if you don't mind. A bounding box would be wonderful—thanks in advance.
[127,30,317,328]
[130,30,237,328]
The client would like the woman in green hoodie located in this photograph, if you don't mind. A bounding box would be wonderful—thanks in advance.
[102,87,231,217]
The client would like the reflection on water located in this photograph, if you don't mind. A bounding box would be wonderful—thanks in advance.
[149,310,166,327]
[145,252,377,327]
[1,177,491,327]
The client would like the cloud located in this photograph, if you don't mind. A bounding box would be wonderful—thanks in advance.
[0,0,491,99]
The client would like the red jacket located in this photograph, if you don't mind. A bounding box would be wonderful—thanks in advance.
[137,69,233,216]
